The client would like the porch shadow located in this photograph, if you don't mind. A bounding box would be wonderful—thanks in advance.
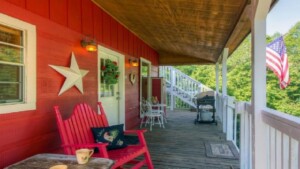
[141,110,240,169]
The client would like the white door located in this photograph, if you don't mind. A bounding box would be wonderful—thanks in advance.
[98,46,125,126]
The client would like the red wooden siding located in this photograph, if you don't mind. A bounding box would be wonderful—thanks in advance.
[68,0,82,32]
[49,1,68,26]
[0,0,159,168]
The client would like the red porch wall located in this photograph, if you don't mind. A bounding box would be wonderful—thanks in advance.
[0,0,159,168]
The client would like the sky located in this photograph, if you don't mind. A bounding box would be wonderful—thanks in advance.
[267,0,300,35]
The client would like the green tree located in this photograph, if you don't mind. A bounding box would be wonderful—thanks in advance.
[176,22,300,116]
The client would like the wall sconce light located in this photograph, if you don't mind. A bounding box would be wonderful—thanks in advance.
[81,39,97,52]
[129,58,139,67]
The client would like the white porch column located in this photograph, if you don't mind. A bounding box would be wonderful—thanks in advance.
[222,48,228,133]
[251,0,271,168]
[222,48,228,95]
[215,64,220,120]
[215,64,219,93]
[170,68,175,111]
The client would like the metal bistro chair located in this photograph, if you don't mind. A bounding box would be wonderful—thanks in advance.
[140,100,164,131]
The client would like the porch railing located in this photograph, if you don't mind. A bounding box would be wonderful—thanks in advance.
[236,101,252,169]
[160,66,300,168]
[216,94,300,169]
[216,94,239,147]
[234,101,300,169]
[262,108,300,169]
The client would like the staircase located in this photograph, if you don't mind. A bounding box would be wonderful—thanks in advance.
[159,66,212,109]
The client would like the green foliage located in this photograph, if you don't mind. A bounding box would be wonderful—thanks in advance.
[176,22,300,116]
[101,59,119,85]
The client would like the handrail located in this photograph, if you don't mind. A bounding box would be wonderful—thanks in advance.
[160,66,212,92]
[161,66,202,85]
[160,66,212,109]
[262,108,300,141]
[161,66,300,169]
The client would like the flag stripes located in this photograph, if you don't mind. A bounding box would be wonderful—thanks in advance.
[266,36,290,89]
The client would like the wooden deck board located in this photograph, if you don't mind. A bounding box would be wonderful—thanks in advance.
[141,110,240,169]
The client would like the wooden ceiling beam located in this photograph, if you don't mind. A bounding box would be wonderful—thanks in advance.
[159,52,215,66]
[225,4,251,55]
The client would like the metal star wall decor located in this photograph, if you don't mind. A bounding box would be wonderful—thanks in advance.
[49,52,89,95]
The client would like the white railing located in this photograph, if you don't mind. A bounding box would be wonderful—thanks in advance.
[262,108,300,169]
[234,101,300,169]
[161,66,300,169]
[216,94,239,147]
[236,102,252,169]
[160,66,212,94]
[160,66,212,109]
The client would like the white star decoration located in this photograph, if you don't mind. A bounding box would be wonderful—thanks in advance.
[49,52,89,95]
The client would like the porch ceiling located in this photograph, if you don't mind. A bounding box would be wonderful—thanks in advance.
[92,0,269,65]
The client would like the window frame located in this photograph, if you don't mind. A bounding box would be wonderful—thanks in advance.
[0,13,36,114]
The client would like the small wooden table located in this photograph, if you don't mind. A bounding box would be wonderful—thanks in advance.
[4,153,114,169]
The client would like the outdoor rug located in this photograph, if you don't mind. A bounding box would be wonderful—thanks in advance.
[205,141,239,159]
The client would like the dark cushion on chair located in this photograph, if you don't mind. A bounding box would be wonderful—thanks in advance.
[91,124,127,150]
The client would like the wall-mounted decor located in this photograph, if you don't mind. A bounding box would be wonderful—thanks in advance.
[129,73,136,85]
[129,58,139,67]
[81,38,97,52]
[49,52,89,95]
[101,59,119,85]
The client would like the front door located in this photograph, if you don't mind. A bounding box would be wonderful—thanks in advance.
[98,46,125,126]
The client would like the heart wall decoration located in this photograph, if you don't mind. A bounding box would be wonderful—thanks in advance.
[129,73,136,85]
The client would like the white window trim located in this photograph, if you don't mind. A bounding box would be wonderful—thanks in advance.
[0,13,36,114]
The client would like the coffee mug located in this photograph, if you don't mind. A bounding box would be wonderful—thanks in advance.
[75,148,94,164]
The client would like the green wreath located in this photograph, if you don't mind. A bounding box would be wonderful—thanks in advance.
[101,59,119,85]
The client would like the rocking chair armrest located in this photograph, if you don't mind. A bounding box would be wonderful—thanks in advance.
[62,143,109,148]
[62,143,110,158]
[124,130,148,146]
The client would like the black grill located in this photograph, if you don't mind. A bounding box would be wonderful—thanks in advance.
[194,95,217,125]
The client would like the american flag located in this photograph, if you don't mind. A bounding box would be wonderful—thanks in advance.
[266,36,290,89]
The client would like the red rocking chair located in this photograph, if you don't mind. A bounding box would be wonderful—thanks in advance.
[54,102,154,169]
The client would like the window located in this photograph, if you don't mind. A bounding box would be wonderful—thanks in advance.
[0,13,36,114]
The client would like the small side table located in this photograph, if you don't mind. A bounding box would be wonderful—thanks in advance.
[5,153,114,169]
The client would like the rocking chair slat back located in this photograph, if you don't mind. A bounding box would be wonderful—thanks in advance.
[54,103,105,154]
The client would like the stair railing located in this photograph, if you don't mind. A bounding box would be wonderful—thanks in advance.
[159,66,212,109]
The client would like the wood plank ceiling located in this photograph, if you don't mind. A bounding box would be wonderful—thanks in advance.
[93,0,251,65]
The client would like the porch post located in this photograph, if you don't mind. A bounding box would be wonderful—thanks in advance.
[222,48,228,133]
[251,0,271,168]
[170,68,175,111]
[215,64,219,93]
[222,48,228,96]
[215,64,220,120]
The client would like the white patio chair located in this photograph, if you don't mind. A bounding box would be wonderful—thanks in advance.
[140,100,164,131]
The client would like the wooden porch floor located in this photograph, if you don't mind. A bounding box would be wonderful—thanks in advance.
[141,110,240,169]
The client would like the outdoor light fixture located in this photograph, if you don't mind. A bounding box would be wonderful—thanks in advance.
[81,39,97,52]
[129,58,139,67]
